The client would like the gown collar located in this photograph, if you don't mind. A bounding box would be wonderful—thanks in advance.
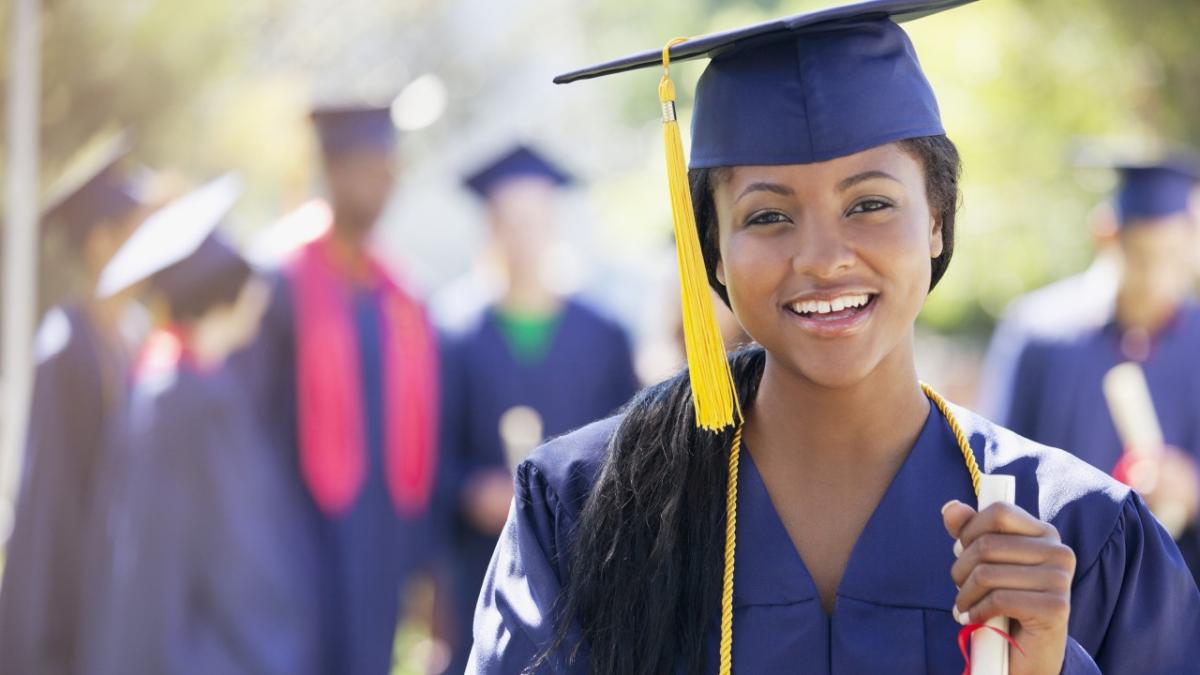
[734,401,979,611]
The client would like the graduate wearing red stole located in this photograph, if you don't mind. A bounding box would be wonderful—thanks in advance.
[234,105,440,675]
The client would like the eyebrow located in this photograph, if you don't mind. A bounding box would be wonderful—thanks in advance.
[837,170,901,192]
[734,181,795,204]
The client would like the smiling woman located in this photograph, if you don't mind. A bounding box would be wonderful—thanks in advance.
[466,1,1200,674]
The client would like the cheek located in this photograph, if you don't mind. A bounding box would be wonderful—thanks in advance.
[868,213,933,284]
[721,233,792,316]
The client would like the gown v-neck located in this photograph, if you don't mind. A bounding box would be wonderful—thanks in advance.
[740,401,941,619]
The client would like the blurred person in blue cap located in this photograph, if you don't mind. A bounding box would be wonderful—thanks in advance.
[977,201,1120,424]
[0,133,158,675]
[232,103,441,675]
[75,174,321,675]
[1007,155,1200,583]
[439,144,639,674]
[468,1,1200,673]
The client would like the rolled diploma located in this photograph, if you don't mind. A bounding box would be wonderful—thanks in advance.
[971,473,1016,675]
[1103,362,1190,536]
[1103,361,1164,460]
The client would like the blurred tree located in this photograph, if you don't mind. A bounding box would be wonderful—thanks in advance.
[0,0,271,309]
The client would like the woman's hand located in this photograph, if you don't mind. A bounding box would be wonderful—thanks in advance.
[942,500,1076,675]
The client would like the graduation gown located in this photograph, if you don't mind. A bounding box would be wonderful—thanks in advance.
[469,403,1200,673]
[79,357,320,675]
[440,299,639,671]
[231,275,438,675]
[1007,304,1200,579]
[0,305,128,675]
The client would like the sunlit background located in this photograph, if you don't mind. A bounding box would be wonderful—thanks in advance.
[1,0,1199,672]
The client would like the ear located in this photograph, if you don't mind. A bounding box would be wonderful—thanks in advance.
[715,258,726,287]
[928,213,944,259]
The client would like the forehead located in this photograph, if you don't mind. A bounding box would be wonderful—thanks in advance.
[715,143,921,191]
[1120,215,1197,248]
[326,147,395,170]
[486,175,560,205]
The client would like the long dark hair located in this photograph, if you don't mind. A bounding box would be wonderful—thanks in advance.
[542,135,961,673]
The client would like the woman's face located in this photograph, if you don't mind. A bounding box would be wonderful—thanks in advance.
[712,143,941,388]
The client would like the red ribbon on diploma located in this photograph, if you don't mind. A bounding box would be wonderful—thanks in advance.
[957,624,1026,675]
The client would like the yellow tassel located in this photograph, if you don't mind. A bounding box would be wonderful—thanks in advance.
[659,38,741,432]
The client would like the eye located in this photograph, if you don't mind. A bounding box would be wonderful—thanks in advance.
[745,210,792,227]
[846,198,894,216]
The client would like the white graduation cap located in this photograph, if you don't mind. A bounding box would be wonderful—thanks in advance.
[96,173,244,299]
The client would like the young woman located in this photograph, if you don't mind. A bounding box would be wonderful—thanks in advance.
[469,1,1200,673]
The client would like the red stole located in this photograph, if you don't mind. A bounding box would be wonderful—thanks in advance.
[286,233,438,518]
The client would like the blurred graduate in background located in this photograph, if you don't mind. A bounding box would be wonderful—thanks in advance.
[79,175,320,675]
[1007,156,1200,581]
[440,145,639,672]
[977,200,1120,424]
[0,134,157,675]
[233,103,441,675]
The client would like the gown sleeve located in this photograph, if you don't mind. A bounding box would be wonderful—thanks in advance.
[1061,492,1200,673]
[466,460,587,674]
[436,333,468,527]
[1003,339,1049,440]
[0,311,106,674]
[976,312,1027,424]
[227,273,296,453]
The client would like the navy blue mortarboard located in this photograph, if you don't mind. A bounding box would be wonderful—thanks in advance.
[464,145,573,198]
[555,0,973,168]
[310,105,397,159]
[97,173,244,300]
[43,132,148,242]
[1115,162,1199,227]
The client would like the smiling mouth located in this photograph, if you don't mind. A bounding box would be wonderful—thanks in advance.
[783,292,878,335]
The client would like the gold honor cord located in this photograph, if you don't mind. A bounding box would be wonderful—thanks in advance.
[717,384,982,674]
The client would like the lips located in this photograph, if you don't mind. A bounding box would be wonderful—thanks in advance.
[783,292,878,338]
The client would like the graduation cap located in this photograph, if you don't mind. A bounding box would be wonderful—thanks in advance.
[310,104,397,159]
[97,173,244,302]
[1114,160,1199,227]
[463,145,573,198]
[42,132,148,243]
[555,0,974,432]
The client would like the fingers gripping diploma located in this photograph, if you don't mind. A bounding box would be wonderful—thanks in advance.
[943,484,1076,675]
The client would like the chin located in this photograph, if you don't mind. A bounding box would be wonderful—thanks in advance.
[773,343,883,390]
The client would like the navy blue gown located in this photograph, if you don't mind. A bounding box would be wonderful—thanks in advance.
[1007,304,1200,580]
[79,354,321,675]
[469,403,1200,673]
[232,276,438,675]
[440,299,639,671]
[0,305,128,675]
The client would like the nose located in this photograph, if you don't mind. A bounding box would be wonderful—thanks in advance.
[790,219,855,280]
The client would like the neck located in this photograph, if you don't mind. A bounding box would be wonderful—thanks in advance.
[326,226,373,283]
[745,336,929,471]
[500,259,559,315]
[79,292,131,355]
[1115,290,1178,334]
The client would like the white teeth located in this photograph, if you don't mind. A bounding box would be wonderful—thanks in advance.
[789,293,872,316]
